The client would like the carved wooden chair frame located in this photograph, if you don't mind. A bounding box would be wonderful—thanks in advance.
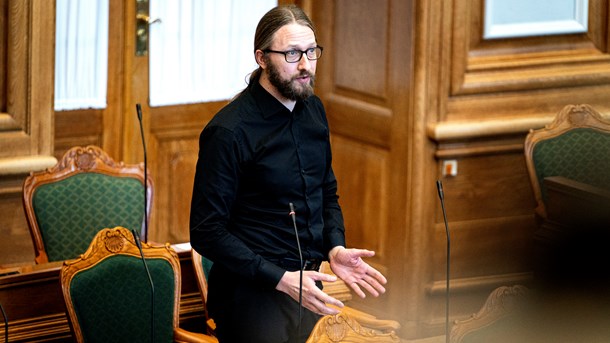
[524,104,610,218]
[306,309,401,342]
[22,145,153,264]
[449,285,529,343]
[60,226,217,343]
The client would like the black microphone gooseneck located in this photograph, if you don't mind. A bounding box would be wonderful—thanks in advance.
[0,301,8,343]
[436,180,450,343]
[288,203,303,336]
[136,104,148,240]
[131,229,154,343]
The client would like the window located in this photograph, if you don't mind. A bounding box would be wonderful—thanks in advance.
[149,0,277,106]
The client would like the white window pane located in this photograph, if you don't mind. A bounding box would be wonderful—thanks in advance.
[55,0,108,111]
[149,0,277,107]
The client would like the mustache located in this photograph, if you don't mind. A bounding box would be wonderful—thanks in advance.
[293,72,314,80]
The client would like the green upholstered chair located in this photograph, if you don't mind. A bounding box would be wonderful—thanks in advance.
[60,226,218,343]
[23,145,152,264]
[524,104,610,219]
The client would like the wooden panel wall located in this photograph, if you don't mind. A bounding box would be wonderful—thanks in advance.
[0,0,56,266]
[312,0,423,334]
[314,0,610,340]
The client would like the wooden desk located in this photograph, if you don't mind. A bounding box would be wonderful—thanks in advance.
[536,176,610,291]
[538,176,610,244]
[0,244,205,342]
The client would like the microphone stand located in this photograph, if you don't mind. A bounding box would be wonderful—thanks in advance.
[132,229,155,343]
[436,180,450,343]
[288,203,303,338]
[136,103,148,240]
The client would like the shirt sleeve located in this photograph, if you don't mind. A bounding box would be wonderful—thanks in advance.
[314,98,347,255]
[189,125,286,288]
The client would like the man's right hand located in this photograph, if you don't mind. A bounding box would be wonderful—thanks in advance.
[275,270,344,315]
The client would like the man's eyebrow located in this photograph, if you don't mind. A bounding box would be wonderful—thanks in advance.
[285,43,318,49]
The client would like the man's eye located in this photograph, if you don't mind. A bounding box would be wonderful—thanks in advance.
[286,50,299,56]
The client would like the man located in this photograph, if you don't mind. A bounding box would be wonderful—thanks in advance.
[190,5,387,342]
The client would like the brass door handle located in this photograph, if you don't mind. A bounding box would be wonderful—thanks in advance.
[135,0,160,56]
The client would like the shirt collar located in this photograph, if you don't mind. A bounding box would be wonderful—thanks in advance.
[251,78,306,119]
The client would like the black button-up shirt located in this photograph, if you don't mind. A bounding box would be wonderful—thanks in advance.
[190,79,346,289]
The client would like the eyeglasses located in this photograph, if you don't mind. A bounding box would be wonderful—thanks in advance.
[263,46,324,63]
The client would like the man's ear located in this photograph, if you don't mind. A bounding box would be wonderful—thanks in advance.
[255,50,267,69]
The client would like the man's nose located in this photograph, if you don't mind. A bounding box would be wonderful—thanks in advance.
[297,54,312,70]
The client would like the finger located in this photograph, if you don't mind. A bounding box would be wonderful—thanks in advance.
[363,274,386,294]
[350,282,366,298]
[351,248,375,258]
[305,295,341,315]
[306,271,338,283]
[367,268,387,284]
[358,276,385,297]
[317,291,344,309]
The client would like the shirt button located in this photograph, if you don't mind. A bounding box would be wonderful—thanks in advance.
[301,169,306,174]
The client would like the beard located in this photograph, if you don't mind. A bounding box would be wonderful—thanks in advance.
[266,58,316,101]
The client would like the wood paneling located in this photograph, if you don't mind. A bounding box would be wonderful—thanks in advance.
[0,0,54,157]
[146,102,227,244]
[315,0,610,340]
[313,0,417,330]
[0,0,56,267]
[0,0,54,156]
[331,135,389,257]
[443,0,610,121]
[334,0,389,100]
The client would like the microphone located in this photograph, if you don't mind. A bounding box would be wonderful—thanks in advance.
[288,203,303,335]
[131,229,155,343]
[0,301,7,343]
[136,103,148,241]
[436,180,451,343]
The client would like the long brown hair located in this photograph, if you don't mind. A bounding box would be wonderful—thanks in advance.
[247,5,316,85]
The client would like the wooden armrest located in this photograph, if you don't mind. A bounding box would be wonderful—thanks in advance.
[174,327,219,343]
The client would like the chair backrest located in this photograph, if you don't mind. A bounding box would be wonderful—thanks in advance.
[449,285,530,343]
[524,104,610,218]
[306,310,401,343]
[60,226,179,343]
[23,145,153,264]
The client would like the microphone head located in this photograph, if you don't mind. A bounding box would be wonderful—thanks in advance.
[136,103,142,121]
[436,180,444,201]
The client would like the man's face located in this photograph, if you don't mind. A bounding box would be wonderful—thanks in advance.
[264,23,318,101]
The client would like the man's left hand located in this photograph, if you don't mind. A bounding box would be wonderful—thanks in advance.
[328,246,387,298]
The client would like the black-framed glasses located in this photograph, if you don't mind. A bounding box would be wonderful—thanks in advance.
[263,46,323,63]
